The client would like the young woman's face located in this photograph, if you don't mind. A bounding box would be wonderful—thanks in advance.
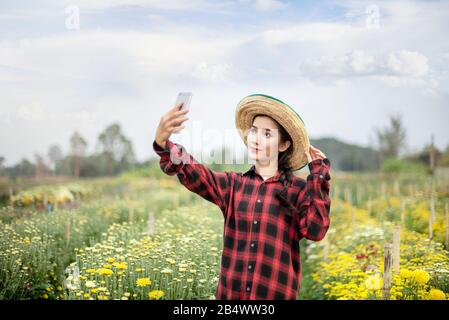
[246,115,291,163]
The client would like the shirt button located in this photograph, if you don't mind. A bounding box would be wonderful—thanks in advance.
[253,221,258,225]
[250,243,255,248]
[248,264,252,270]
[246,286,251,292]
[319,174,324,179]
[256,199,261,203]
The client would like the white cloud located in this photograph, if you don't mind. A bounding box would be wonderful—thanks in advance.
[253,0,286,12]
[190,62,233,81]
[49,0,231,11]
[299,50,429,80]
[300,50,376,77]
[17,102,46,121]
[386,50,428,77]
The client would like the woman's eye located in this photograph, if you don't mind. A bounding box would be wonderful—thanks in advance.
[265,132,271,137]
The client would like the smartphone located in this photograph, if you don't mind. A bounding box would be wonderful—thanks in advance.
[175,92,192,111]
[173,92,192,134]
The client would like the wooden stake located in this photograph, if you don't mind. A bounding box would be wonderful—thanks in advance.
[429,208,433,240]
[445,202,448,249]
[351,205,356,226]
[367,195,372,216]
[356,185,361,206]
[9,187,13,208]
[430,193,435,225]
[65,220,71,247]
[129,207,134,222]
[147,211,155,236]
[393,225,400,273]
[394,180,400,196]
[322,235,330,263]
[43,194,48,212]
[382,243,393,300]
[400,200,405,226]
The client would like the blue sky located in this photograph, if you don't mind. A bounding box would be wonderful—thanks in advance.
[1,0,448,166]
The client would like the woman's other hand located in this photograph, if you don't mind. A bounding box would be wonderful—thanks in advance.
[305,145,326,164]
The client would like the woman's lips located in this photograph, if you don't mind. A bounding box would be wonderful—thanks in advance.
[250,147,261,153]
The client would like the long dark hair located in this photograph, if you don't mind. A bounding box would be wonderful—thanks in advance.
[271,117,300,216]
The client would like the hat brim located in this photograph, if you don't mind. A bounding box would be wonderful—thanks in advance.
[235,94,310,171]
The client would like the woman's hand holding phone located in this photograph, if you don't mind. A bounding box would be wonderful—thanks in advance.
[155,102,189,149]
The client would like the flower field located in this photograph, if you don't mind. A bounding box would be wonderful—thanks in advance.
[1,173,448,300]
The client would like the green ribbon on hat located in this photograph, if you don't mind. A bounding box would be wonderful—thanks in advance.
[247,93,306,126]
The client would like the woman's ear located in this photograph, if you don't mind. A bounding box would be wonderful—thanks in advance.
[279,140,291,152]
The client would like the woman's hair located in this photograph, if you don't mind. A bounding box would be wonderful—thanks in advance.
[276,121,293,178]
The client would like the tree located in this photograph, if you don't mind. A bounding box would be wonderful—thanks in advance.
[34,153,51,178]
[47,145,63,173]
[374,114,407,162]
[95,123,136,175]
[70,132,88,179]
[6,158,35,179]
[0,156,5,176]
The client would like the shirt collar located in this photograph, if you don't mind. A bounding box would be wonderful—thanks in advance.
[243,165,287,183]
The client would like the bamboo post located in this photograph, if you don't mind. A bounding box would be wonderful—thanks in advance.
[393,225,400,273]
[322,235,330,263]
[445,202,448,249]
[351,205,356,226]
[9,187,13,208]
[43,194,48,213]
[75,192,80,207]
[381,182,386,201]
[429,208,433,240]
[334,185,340,201]
[147,211,155,236]
[367,195,372,216]
[344,187,347,203]
[394,180,400,196]
[65,220,71,247]
[382,243,393,300]
[356,185,361,206]
[430,193,435,225]
[129,206,134,222]
[400,199,405,226]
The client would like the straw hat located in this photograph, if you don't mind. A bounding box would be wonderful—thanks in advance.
[235,94,310,171]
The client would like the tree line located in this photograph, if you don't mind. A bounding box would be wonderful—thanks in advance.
[0,123,137,179]
[1,115,449,179]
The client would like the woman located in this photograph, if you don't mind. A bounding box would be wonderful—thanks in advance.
[153,94,331,300]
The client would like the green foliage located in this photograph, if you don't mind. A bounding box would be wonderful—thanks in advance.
[382,158,427,174]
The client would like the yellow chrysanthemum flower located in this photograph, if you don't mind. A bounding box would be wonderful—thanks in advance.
[136,278,152,287]
[113,262,128,270]
[400,269,413,280]
[149,290,164,300]
[412,270,430,285]
[97,268,113,276]
[427,289,446,300]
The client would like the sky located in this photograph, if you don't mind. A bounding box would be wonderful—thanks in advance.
[1,0,448,166]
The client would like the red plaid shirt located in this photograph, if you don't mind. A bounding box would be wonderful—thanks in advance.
[153,139,331,300]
